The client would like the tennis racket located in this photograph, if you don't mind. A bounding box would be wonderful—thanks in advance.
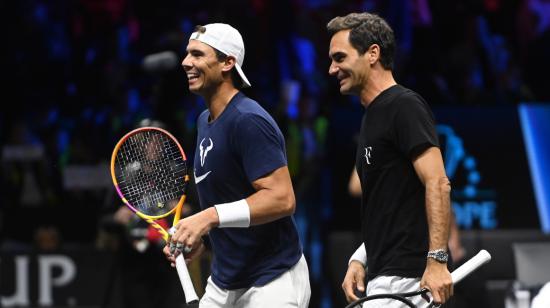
[110,126,199,304]
[345,249,492,308]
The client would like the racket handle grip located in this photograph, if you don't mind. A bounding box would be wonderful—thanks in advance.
[175,254,199,303]
[451,249,491,284]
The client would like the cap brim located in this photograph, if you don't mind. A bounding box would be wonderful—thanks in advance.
[235,64,251,88]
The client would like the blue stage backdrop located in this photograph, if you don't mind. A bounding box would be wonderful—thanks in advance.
[433,106,538,230]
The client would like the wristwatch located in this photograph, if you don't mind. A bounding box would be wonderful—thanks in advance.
[427,249,449,263]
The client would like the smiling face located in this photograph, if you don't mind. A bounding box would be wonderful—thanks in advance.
[328,30,371,96]
[181,40,226,96]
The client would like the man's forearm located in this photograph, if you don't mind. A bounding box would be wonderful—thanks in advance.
[425,177,451,250]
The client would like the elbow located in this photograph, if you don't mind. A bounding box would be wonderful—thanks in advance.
[287,195,296,215]
[283,193,296,216]
[439,177,451,194]
[426,177,451,193]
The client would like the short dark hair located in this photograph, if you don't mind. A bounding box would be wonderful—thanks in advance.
[194,25,244,89]
[327,12,395,70]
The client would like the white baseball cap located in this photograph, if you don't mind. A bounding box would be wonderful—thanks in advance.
[190,23,251,88]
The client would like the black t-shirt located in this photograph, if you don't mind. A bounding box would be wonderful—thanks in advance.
[355,84,439,281]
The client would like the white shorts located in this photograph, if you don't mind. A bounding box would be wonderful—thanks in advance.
[361,275,429,308]
[199,255,310,308]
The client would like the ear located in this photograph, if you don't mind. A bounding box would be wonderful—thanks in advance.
[366,44,381,65]
[221,56,237,72]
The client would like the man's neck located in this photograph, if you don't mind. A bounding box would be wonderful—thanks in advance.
[204,83,239,121]
[360,69,397,107]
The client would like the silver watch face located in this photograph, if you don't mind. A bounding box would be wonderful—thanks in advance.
[435,251,448,262]
[428,250,448,262]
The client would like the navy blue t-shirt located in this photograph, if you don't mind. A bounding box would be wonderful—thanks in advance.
[193,92,302,290]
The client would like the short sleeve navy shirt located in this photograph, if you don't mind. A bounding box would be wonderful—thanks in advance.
[193,92,302,290]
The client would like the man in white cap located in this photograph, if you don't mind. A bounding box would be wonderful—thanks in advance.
[164,23,311,308]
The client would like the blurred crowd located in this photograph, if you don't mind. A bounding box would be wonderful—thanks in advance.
[1,0,549,306]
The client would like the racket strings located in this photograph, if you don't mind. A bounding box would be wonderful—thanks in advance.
[115,130,187,216]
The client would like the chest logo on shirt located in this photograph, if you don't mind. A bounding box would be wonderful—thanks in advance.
[199,138,214,167]
[364,146,373,165]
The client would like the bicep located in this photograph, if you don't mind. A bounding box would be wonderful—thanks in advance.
[248,165,295,220]
[251,165,293,192]
[412,147,447,186]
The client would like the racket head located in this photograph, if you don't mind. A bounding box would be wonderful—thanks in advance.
[110,126,189,220]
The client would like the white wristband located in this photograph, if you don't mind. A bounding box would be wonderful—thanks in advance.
[214,199,251,228]
[348,243,367,267]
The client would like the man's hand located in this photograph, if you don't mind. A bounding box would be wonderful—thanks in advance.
[170,207,218,251]
[163,240,205,267]
[420,259,453,305]
[342,260,366,303]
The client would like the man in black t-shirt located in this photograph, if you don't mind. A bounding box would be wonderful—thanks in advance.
[327,13,453,306]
